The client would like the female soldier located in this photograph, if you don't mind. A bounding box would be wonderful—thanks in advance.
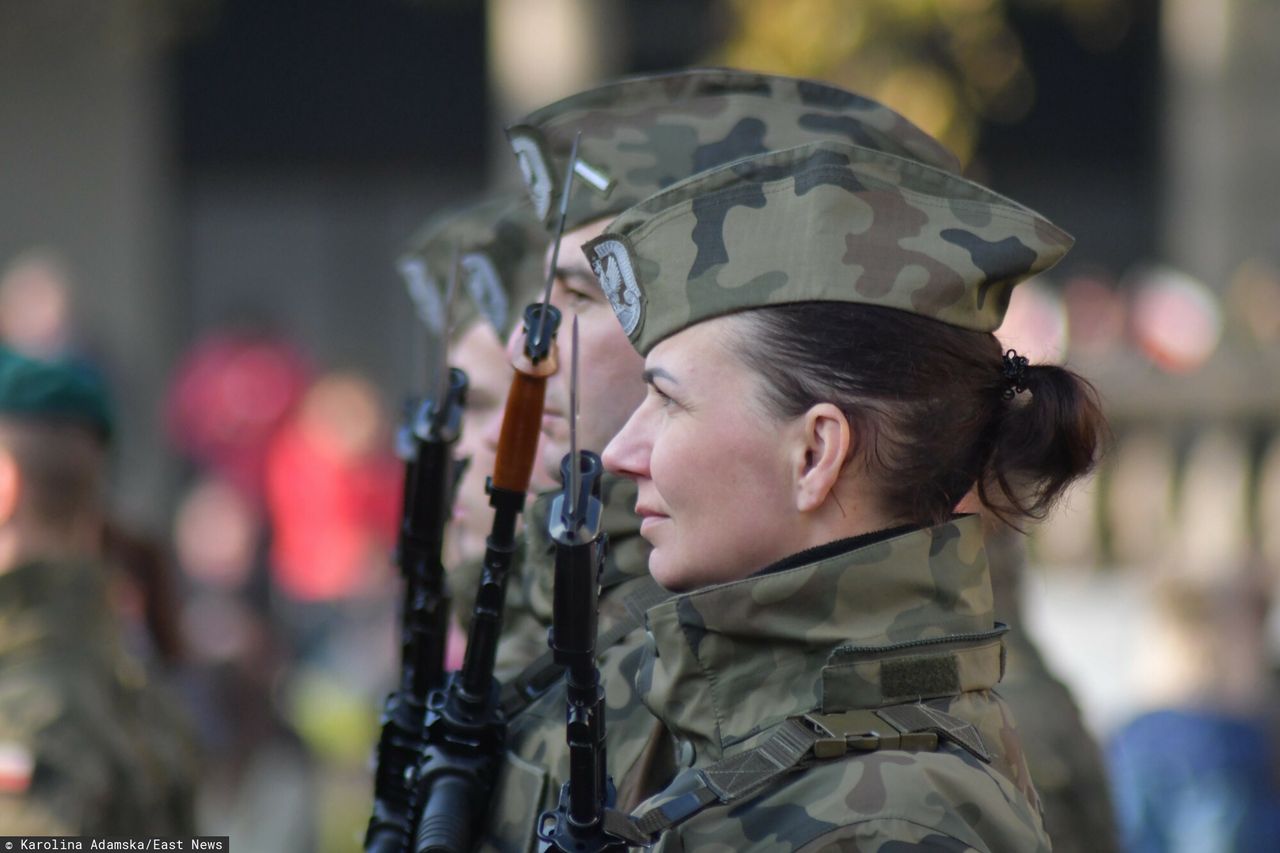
[594,139,1105,851]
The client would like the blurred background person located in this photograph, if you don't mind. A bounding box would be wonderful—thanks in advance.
[170,472,318,853]
[263,370,399,635]
[0,248,81,364]
[0,347,197,834]
[261,369,403,848]
[1107,570,1280,852]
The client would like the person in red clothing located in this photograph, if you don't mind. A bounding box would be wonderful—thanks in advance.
[264,371,399,604]
[262,370,402,699]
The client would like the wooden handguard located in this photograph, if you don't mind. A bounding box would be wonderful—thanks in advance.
[492,372,545,493]
[491,345,558,494]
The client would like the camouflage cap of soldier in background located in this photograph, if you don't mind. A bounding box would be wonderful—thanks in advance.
[584,138,1073,354]
[399,192,547,340]
[506,67,961,236]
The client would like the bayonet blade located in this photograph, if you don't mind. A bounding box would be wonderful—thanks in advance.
[535,132,582,351]
[568,315,580,526]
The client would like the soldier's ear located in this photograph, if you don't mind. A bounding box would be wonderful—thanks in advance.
[0,448,20,525]
[794,403,850,513]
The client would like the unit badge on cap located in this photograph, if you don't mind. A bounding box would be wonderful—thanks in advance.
[461,251,509,334]
[398,257,446,336]
[588,238,643,337]
[508,129,554,221]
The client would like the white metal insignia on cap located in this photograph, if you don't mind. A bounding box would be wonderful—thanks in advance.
[398,257,446,336]
[460,252,508,334]
[590,239,642,337]
[510,133,554,221]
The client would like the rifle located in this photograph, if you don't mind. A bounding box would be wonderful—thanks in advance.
[408,135,583,852]
[537,318,629,852]
[366,254,469,853]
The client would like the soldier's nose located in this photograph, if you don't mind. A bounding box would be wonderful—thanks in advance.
[603,411,649,480]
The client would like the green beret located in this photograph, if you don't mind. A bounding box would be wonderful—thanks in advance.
[399,192,547,339]
[0,347,114,441]
[582,140,1073,355]
[506,67,959,233]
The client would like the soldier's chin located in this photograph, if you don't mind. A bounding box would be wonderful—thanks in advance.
[647,550,692,593]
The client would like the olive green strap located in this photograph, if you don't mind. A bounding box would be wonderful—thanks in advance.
[499,576,670,717]
[604,703,987,846]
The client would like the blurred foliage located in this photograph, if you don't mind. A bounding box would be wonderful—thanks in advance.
[710,0,1138,165]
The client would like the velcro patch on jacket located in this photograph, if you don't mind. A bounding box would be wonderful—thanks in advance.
[880,654,960,702]
[821,631,1006,709]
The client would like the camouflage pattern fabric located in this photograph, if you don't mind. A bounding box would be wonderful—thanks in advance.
[0,560,198,834]
[480,473,674,852]
[625,516,1051,851]
[987,523,1119,853]
[400,192,547,339]
[585,138,1073,355]
[506,67,960,232]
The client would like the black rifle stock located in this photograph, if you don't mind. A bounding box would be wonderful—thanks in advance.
[366,368,468,853]
[409,302,562,852]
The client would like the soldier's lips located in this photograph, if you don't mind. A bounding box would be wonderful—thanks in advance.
[635,506,668,535]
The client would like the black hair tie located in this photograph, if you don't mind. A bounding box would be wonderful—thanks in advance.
[1001,349,1029,400]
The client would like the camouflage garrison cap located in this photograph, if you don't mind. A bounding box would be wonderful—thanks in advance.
[0,347,114,441]
[506,67,959,232]
[399,193,547,338]
[582,140,1073,355]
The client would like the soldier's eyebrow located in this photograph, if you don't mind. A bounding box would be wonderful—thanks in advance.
[554,266,600,288]
[642,367,678,387]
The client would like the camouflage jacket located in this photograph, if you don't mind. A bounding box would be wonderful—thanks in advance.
[481,473,672,852]
[622,517,1052,852]
[0,559,199,834]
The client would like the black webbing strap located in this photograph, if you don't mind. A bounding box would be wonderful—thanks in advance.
[499,576,671,717]
[603,703,986,846]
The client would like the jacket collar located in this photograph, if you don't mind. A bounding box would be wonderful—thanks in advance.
[636,516,1005,761]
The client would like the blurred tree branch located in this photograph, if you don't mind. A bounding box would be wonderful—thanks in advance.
[709,0,1139,165]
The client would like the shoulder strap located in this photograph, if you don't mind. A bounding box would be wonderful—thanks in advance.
[499,576,671,717]
[603,702,988,847]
